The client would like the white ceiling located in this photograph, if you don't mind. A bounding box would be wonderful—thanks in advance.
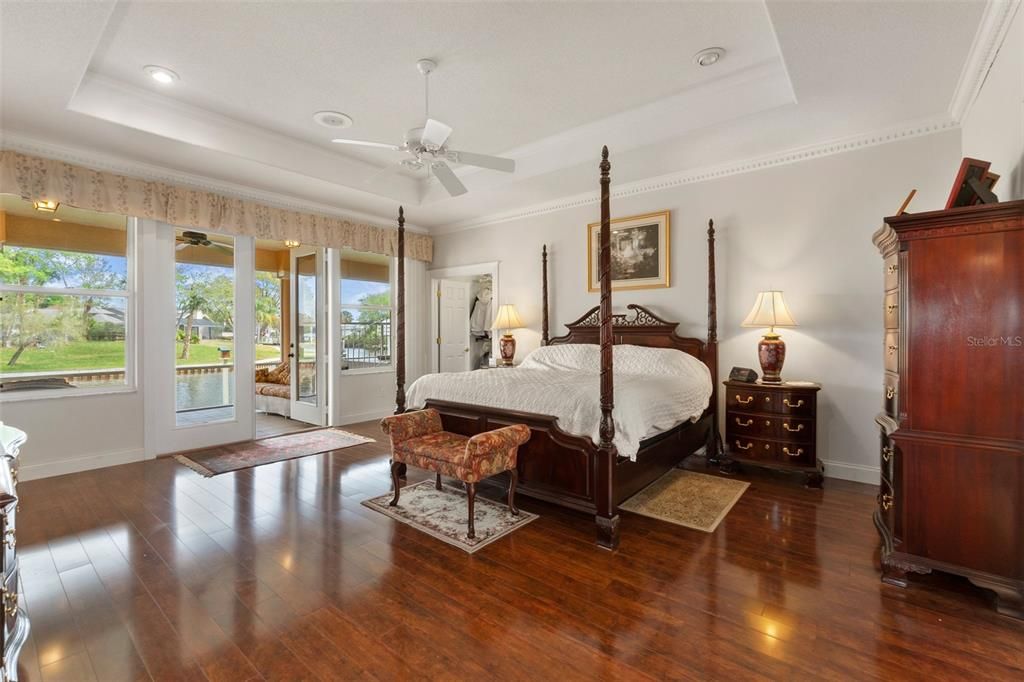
[0,1,992,233]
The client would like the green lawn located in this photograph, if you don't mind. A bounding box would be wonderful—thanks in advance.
[0,340,281,373]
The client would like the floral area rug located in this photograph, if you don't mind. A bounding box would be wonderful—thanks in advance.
[362,479,538,554]
[175,428,374,476]
[619,469,749,533]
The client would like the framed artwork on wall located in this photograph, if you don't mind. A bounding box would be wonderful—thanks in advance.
[587,210,670,292]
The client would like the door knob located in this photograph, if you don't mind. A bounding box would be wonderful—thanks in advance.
[464,347,470,353]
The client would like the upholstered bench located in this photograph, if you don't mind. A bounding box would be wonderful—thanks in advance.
[380,409,531,539]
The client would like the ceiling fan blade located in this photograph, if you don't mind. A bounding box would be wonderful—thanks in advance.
[421,118,452,148]
[211,243,234,254]
[431,161,467,197]
[175,242,189,251]
[331,138,401,151]
[447,149,516,173]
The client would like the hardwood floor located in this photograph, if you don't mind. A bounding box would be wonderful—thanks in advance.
[16,420,1024,681]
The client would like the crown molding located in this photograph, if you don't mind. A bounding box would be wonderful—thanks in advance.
[948,0,1021,123]
[0,130,429,234]
[435,114,959,235]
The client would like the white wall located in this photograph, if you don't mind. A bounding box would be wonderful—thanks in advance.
[962,5,1024,200]
[432,131,962,483]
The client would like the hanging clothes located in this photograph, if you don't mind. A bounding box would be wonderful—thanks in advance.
[470,287,492,337]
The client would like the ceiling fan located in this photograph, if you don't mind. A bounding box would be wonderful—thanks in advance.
[330,59,516,197]
[175,230,233,253]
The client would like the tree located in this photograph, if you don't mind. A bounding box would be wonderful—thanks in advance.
[255,272,281,343]
[175,265,235,359]
[343,291,391,357]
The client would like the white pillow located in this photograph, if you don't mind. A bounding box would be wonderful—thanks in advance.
[520,344,600,372]
[613,344,710,381]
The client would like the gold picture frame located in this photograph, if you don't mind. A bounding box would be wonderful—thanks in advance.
[587,210,670,292]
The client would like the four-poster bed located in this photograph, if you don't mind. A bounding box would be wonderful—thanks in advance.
[392,147,719,549]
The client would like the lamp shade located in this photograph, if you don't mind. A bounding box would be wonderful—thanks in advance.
[741,291,798,330]
[491,304,524,331]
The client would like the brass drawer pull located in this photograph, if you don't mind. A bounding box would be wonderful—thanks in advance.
[735,417,753,427]
[782,446,804,457]
[735,395,754,405]
[764,420,771,427]
[3,529,13,550]
[887,345,898,355]
[886,386,895,400]
[764,396,771,403]
[882,445,893,462]
[734,440,753,451]
[783,422,804,432]
[886,304,897,313]
[887,264,898,275]
[880,493,894,511]
[783,398,804,408]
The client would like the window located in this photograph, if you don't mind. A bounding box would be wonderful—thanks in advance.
[0,195,133,395]
[340,249,392,370]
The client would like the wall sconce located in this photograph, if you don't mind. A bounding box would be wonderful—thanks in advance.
[33,199,59,213]
[284,239,300,248]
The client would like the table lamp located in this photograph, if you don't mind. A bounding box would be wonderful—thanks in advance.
[741,291,798,383]
[492,304,524,366]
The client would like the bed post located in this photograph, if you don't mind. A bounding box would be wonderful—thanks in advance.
[392,206,408,477]
[705,218,722,465]
[541,244,550,346]
[595,146,619,550]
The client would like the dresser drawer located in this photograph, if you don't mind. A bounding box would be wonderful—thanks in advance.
[728,413,776,439]
[2,562,17,642]
[884,372,899,418]
[884,253,899,291]
[883,291,899,329]
[729,436,776,461]
[727,388,770,413]
[877,475,895,534]
[884,331,899,373]
[0,508,14,576]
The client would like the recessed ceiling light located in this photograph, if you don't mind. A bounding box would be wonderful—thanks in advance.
[144,65,179,84]
[693,47,725,67]
[313,111,353,129]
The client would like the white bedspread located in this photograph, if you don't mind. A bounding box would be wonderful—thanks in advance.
[406,344,712,459]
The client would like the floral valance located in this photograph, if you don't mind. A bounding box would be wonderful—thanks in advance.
[0,150,432,262]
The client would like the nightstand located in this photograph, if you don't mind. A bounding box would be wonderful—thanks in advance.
[723,380,823,488]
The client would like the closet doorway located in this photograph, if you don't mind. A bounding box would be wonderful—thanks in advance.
[429,262,499,374]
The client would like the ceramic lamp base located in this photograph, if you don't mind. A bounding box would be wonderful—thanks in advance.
[499,334,516,366]
[758,333,786,383]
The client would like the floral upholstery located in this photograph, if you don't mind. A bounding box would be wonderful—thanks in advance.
[255,383,290,399]
[255,362,290,385]
[380,410,531,483]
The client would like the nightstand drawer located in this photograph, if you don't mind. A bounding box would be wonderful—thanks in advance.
[884,291,899,329]
[778,442,815,465]
[776,392,814,417]
[729,437,776,461]
[727,388,770,412]
[779,416,814,441]
[884,372,899,418]
[728,414,776,438]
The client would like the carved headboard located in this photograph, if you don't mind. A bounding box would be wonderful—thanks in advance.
[548,304,709,362]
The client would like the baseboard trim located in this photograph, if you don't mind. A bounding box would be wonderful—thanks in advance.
[336,408,392,427]
[822,459,880,485]
[19,447,148,481]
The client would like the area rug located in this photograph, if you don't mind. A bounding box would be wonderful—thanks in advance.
[175,428,374,477]
[362,480,538,554]
[619,470,749,533]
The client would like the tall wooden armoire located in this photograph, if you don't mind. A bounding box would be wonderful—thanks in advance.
[872,199,1024,619]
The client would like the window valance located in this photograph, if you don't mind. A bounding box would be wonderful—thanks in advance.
[0,150,432,262]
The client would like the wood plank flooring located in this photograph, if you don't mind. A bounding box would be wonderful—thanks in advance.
[15,420,1024,681]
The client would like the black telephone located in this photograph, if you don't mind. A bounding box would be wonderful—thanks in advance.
[729,366,759,383]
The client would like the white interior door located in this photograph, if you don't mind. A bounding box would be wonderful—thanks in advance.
[290,248,326,425]
[438,279,472,373]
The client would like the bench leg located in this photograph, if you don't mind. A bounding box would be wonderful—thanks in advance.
[507,469,520,516]
[465,482,477,540]
[435,472,442,490]
[389,461,403,507]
